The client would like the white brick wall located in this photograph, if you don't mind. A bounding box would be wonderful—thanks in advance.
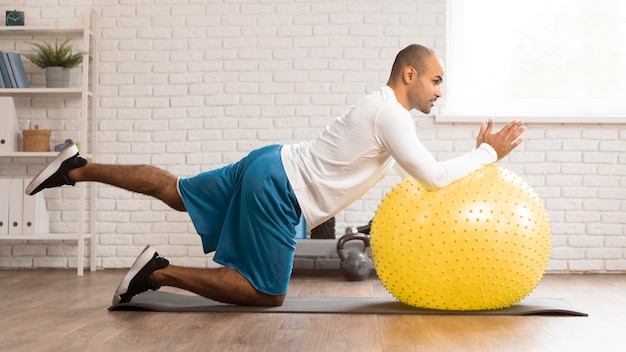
[0,0,624,273]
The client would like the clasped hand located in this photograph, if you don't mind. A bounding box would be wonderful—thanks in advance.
[476,119,525,161]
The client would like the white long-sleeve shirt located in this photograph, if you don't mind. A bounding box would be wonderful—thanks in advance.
[281,85,497,228]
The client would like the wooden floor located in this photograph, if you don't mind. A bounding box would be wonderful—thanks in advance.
[1,270,624,352]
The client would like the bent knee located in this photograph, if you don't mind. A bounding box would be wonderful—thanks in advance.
[248,291,285,307]
[261,294,286,307]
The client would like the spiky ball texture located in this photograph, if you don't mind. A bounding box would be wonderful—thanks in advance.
[371,165,551,311]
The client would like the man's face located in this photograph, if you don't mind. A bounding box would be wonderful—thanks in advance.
[408,54,444,114]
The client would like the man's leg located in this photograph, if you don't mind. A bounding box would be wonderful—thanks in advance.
[25,143,185,211]
[112,246,285,307]
[152,265,286,306]
[68,164,185,211]
[36,145,286,306]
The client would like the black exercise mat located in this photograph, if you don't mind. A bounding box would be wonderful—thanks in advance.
[108,291,587,316]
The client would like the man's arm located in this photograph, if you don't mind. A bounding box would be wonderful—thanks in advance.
[377,109,496,190]
[378,110,525,190]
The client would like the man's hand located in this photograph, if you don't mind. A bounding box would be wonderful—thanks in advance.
[476,119,525,161]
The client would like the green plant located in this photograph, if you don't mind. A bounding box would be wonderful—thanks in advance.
[23,38,84,69]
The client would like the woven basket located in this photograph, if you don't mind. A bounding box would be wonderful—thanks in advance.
[23,125,51,152]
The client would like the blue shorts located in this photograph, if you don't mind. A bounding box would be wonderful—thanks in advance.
[177,144,301,296]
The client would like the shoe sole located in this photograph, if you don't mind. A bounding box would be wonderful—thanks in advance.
[25,143,79,195]
[112,245,157,305]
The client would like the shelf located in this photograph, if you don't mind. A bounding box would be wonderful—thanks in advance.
[0,152,93,158]
[0,151,56,157]
[0,26,86,35]
[1,233,92,241]
[0,88,92,96]
[0,10,98,277]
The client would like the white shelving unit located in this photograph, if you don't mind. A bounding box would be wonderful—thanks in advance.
[0,10,98,276]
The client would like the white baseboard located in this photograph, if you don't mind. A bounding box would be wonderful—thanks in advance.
[295,238,367,257]
[295,239,338,257]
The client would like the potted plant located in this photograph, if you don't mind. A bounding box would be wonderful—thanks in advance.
[23,38,84,88]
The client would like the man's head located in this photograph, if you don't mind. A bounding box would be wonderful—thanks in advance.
[387,44,444,114]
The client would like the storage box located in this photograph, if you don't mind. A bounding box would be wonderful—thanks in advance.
[22,125,51,152]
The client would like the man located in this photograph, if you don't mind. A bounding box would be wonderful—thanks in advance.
[26,44,525,307]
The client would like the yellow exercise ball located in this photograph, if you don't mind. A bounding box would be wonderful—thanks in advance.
[371,165,551,311]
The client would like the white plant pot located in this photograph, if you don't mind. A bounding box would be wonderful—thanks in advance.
[45,66,71,88]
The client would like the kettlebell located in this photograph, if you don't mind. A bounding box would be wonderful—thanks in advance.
[336,233,371,281]
[344,220,372,236]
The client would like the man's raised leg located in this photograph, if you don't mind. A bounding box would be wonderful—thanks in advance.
[68,164,185,211]
[25,143,185,211]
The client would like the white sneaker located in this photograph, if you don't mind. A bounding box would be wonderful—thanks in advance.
[112,245,170,305]
[25,143,87,195]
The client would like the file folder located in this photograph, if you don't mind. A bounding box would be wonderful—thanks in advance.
[8,179,23,235]
[22,180,49,235]
[0,97,19,153]
[0,179,9,235]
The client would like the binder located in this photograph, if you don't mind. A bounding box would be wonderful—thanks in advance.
[22,180,49,235]
[2,52,17,88]
[8,179,23,235]
[0,97,19,152]
[0,179,9,235]
[7,52,29,88]
[0,51,11,88]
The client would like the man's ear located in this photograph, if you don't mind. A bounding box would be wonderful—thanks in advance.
[403,66,417,84]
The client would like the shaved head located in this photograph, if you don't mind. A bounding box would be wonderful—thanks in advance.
[388,44,436,82]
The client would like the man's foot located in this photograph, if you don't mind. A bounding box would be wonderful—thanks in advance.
[112,245,170,305]
[25,143,88,195]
